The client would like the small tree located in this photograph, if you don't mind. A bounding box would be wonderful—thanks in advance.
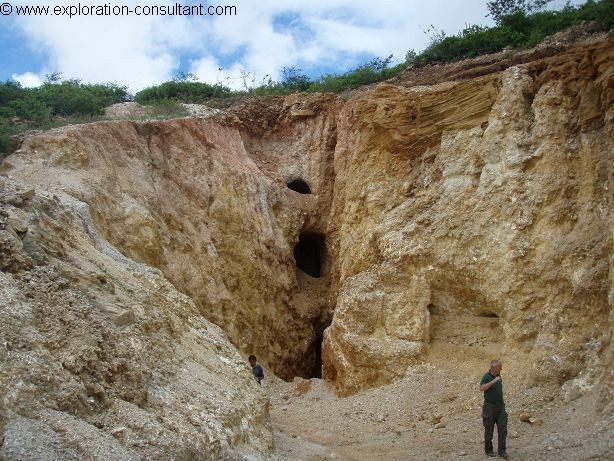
[44,72,62,84]
[280,66,311,91]
[487,0,553,24]
[423,24,447,46]
[364,54,394,72]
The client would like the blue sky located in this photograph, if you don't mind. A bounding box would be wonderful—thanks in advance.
[0,0,581,91]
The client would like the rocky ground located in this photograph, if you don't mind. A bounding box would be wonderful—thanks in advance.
[266,326,614,460]
[0,177,273,460]
[103,102,221,119]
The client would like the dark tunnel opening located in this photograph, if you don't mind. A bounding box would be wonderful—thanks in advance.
[294,233,325,278]
[302,317,331,379]
[287,179,312,194]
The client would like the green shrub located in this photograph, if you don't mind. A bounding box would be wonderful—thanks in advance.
[414,0,613,65]
[0,80,22,106]
[0,117,12,158]
[405,49,418,64]
[308,55,404,93]
[281,66,311,92]
[10,93,53,124]
[224,55,406,97]
[487,0,553,25]
[0,78,130,150]
[38,80,130,116]
[134,81,232,104]
[415,24,527,64]
[0,79,129,121]
[249,82,288,96]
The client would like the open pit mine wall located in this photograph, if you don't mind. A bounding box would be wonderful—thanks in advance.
[324,38,613,399]
[2,38,612,408]
[0,180,273,459]
[2,92,344,384]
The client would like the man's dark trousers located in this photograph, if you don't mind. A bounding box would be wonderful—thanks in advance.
[483,401,507,455]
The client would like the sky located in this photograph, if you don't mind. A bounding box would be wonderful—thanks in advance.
[0,0,581,92]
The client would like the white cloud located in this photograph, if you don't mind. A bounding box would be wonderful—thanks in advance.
[13,4,191,89]
[11,71,44,87]
[12,0,582,92]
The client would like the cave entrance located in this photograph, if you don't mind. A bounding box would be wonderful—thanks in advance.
[294,233,325,278]
[302,317,331,379]
[287,179,311,194]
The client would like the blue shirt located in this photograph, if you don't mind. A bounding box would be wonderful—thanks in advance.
[252,364,264,383]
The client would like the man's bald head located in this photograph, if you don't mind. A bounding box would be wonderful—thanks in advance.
[490,359,502,376]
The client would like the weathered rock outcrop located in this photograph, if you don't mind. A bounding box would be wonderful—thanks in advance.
[0,178,271,460]
[324,38,613,397]
[0,34,612,459]
[2,93,341,382]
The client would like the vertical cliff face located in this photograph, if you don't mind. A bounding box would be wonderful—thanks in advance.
[1,37,612,459]
[2,93,342,382]
[324,38,613,397]
[1,95,344,458]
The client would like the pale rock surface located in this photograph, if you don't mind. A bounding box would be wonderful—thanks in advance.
[0,177,272,460]
[323,38,613,397]
[3,93,342,381]
[104,102,220,119]
[0,35,613,460]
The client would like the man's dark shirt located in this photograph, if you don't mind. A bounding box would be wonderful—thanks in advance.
[481,372,504,403]
[252,364,264,383]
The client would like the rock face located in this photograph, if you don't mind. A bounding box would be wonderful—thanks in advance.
[0,35,612,458]
[324,38,613,396]
[3,93,341,382]
[0,178,271,460]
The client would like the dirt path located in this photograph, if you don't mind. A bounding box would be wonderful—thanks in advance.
[266,332,613,460]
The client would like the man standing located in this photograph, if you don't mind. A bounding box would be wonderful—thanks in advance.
[479,359,508,458]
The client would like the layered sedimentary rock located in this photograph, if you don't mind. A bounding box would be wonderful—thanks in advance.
[0,36,612,459]
[324,38,613,397]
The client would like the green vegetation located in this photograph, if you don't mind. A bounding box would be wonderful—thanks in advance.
[487,0,553,25]
[0,118,11,156]
[416,0,613,65]
[1,0,611,158]
[310,57,407,93]
[244,57,406,96]
[0,78,129,158]
[0,74,130,159]
[0,79,128,122]
[132,0,611,100]
[134,80,231,104]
